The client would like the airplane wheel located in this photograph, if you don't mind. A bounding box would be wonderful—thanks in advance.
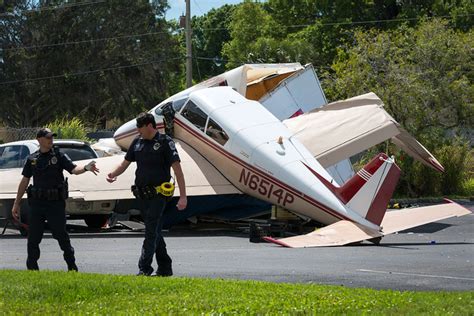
[84,215,109,228]
[368,236,383,245]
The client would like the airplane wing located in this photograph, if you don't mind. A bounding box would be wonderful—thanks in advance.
[264,200,471,248]
[0,141,240,201]
[263,220,382,248]
[283,92,443,171]
[380,199,471,235]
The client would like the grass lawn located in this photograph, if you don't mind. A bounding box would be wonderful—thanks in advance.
[0,270,472,315]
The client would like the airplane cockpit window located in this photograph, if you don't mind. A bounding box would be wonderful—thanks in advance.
[172,98,187,112]
[181,101,208,132]
[205,118,229,146]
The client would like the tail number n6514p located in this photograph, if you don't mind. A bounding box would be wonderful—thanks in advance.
[239,168,294,206]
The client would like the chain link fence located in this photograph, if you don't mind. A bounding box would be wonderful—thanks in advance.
[0,127,38,143]
[0,127,116,144]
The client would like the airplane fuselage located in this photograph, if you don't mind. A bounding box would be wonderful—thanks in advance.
[114,87,380,230]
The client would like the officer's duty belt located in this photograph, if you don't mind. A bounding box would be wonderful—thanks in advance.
[131,182,174,200]
[27,185,68,201]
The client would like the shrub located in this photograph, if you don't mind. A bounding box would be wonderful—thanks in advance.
[434,141,471,195]
[462,178,474,196]
[46,117,91,141]
[352,139,472,197]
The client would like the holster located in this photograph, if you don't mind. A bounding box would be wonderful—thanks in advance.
[131,185,157,200]
[131,184,171,200]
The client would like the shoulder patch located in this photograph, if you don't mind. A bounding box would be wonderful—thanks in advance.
[168,140,176,151]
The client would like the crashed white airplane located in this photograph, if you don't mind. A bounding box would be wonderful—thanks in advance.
[0,63,470,247]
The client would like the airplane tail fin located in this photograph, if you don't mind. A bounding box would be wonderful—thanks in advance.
[341,153,400,226]
[305,153,400,226]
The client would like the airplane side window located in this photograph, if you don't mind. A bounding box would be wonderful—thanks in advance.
[205,118,229,146]
[181,101,207,132]
[173,98,187,112]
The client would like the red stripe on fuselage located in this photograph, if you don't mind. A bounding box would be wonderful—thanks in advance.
[174,118,349,222]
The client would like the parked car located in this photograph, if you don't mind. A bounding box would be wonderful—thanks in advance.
[0,139,116,228]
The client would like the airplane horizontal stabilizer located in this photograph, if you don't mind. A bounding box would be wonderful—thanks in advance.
[264,199,471,248]
[380,199,471,235]
[263,220,382,248]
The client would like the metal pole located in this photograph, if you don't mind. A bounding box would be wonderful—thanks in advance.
[185,0,192,88]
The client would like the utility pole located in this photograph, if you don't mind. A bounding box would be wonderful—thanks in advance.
[185,0,192,88]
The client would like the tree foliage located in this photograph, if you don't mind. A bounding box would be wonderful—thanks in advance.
[0,0,181,128]
[326,19,473,196]
[222,0,473,72]
[192,4,236,81]
[327,19,473,138]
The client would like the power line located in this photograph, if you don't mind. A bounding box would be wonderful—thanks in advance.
[191,0,205,17]
[0,56,182,85]
[0,0,107,17]
[2,13,470,52]
[2,30,177,52]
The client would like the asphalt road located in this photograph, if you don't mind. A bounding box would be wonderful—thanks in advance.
[1,206,473,291]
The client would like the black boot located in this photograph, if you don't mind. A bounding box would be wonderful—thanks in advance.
[26,260,39,271]
[156,266,173,277]
[136,268,153,276]
[67,262,78,272]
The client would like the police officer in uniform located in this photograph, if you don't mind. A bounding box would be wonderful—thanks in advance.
[11,128,99,271]
[107,112,187,276]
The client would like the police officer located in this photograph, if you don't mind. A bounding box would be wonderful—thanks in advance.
[11,128,99,271]
[106,112,187,277]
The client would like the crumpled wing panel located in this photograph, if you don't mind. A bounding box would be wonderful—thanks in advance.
[391,129,444,172]
[0,141,239,201]
[264,220,382,248]
[264,201,471,248]
[283,92,443,172]
[69,141,239,201]
[381,201,471,235]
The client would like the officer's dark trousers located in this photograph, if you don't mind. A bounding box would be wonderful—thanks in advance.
[138,197,172,274]
[27,200,75,270]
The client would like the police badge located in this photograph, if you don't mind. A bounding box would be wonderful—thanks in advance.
[51,156,58,164]
[153,142,161,151]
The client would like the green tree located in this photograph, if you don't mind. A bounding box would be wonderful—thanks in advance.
[222,1,277,68]
[326,19,473,196]
[192,4,236,81]
[0,0,181,128]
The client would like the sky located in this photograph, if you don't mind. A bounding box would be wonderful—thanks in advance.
[166,0,244,20]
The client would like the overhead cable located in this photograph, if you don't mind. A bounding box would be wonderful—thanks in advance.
[2,13,470,51]
[0,56,182,85]
[0,0,106,17]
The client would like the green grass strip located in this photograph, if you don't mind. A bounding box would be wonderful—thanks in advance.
[0,270,472,315]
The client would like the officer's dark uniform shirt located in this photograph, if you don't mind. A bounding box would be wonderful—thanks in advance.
[22,147,76,188]
[125,132,180,187]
